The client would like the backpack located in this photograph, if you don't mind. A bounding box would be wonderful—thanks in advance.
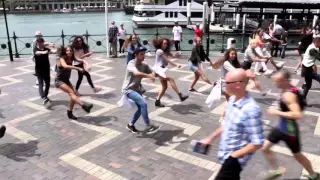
[290,87,307,111]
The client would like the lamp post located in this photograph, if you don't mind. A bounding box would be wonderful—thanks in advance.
[1,0,13,61]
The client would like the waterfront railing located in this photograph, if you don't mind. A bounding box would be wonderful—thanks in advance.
[0,29,302,57]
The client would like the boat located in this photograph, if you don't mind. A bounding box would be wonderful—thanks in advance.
[61,7,72,13]
[132,0,204,28]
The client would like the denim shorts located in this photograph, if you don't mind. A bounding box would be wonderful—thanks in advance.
[188,62,200,72]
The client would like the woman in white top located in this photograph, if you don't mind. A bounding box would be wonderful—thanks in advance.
[152,38,189,107]
[118,23,126,55]
[213,48,265,100]
[71,36,101,95]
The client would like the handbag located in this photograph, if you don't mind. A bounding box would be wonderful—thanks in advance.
[205,79,222,108]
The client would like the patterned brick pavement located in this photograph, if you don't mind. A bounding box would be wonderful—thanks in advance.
[1,52,320,180]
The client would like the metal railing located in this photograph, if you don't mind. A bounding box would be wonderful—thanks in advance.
[0,29,302,58]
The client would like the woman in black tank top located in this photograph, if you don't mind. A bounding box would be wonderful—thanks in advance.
[55,46,93,120]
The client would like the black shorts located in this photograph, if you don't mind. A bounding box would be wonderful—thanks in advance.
[267,128,301,153]
[215,156,242,180]
[241,61,252,70]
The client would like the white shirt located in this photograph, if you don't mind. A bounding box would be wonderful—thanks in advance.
[118,28,126,40]
[273,24,283,36]
[302,43,319,67]
[172,26,182,41]
[73,49,85,66]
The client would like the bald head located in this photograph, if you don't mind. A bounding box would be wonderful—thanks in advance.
[225,69,248,95]
[111,21,115,25]
[226,68,247,82]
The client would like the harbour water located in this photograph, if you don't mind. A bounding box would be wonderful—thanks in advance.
[0,11,299,56]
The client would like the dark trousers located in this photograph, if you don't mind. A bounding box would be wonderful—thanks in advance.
[119,39,125,53]
[37,72,50,99]
[271,35,281,57]
[302,65,320,98]
[215,156,242,180]
[174,40,181,51]
[75,63,95,91]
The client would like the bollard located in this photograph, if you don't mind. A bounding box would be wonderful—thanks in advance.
[61,30,65,46]
[85,30,89,43]
[227,38,236,50]
[13,32,20,58]
[221,30,225,53]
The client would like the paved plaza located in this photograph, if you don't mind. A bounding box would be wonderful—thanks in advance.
[1,52,320,180]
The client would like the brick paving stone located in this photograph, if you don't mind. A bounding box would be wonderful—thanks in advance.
[0,54,320,179]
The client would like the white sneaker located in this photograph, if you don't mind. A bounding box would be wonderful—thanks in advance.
[36,80,39,85]
[263,70,274,76]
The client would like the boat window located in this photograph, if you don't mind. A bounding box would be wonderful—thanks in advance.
[174,12,178,18]
[133,11,156,17]
[191,12,203,18]
[179,0,182,6]
[180,12,187,17]
[165,12,169,18]
[170,12,173,18]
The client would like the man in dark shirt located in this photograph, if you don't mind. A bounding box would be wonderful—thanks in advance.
[34,38,56,106]
[108,21,119,58]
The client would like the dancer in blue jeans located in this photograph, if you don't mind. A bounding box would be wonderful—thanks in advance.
[124,47,160,134]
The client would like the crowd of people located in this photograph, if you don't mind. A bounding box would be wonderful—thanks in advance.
[1,20,320,180]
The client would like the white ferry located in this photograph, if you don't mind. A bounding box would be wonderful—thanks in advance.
[132,0,205,27]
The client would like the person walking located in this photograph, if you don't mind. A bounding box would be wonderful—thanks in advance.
[202,69,264,180]
[172,21,183,52]
[262,70,320,180]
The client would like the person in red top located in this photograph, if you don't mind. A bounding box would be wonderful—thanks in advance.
[194,23,203,39]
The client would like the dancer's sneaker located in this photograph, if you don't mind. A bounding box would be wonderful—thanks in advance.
[143,124,160,134]
[179,93,189,102]
[67,110,77,120]
[93,87,102,93]
[276,62,284,70]
[82,103,93,113]
[0,125,6,138]
[126,124,139,134]
[264,167,286,180]
[306,173,320,180]
[155,99,165,107]
[189,88,198,92]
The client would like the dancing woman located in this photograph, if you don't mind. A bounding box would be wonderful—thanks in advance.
[213,48,265,101]
[71,36,101,96]
[55,46,93,119]
[126,34,143,64]
[152,38,189,107]
[254,29,283,75]
[188,37,215,92]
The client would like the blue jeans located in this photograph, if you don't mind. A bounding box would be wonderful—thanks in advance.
[280,44,287,58]
[126,91,150,125]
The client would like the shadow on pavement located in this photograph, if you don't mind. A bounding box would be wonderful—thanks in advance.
[0,140,41,162]
[137,129,189,146]
[171,103,204,115]
[76,115,118,126]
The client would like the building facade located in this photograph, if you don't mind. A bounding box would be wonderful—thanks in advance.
[7,0,123,11]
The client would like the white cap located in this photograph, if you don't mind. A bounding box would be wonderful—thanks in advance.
[196,23,200,26]
[34,31,43,36]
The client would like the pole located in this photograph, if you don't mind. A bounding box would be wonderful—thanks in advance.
[2,0,14,61]
[105,0,110,58]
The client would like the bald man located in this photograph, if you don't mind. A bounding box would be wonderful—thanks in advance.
[202,69,264,180]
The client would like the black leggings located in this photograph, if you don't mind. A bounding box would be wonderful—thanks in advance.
[75,63,95,91]
[174,40,180,51]
[302,65,320,98]
[119,39,125,53]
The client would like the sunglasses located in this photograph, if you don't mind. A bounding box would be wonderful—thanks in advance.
[225,80,243,84]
